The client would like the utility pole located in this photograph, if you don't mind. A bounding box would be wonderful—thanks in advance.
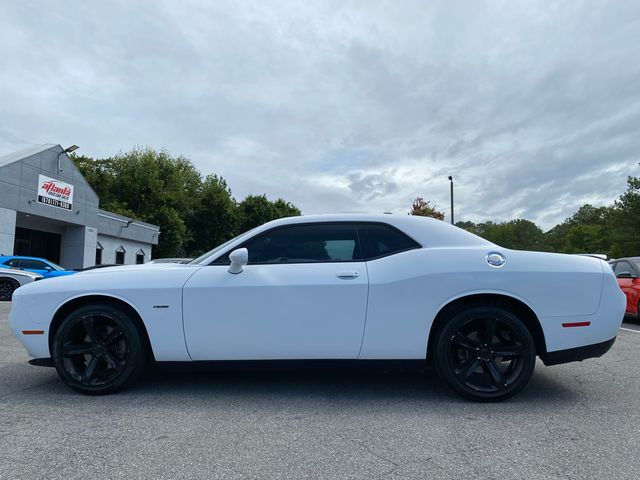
[448,176,454,225]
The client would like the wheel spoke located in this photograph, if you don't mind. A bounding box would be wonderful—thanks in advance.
[62,342,93,357]
[82,355,100,383]
[82,316,101,343]
[103,352,124,373]
[451,333,479,352]
[485,358,507,388]
[103,328,123,346]
[482,318,497,345]
[492,344,524,358]
[458,357,481,380]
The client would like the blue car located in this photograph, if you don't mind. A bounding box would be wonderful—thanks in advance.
[0,256,76,279]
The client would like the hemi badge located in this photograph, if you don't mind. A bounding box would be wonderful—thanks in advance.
[562,322,591,328]
[22,330,45,335]
[153,305,169,309]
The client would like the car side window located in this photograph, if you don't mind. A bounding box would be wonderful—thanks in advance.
[360,223,421,260]
[235,224,362,264]
[4,259,18,267]
[614,261,633,275]
[19,259,47,270]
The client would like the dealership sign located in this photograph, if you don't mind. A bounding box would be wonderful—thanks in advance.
[37,175,74,211]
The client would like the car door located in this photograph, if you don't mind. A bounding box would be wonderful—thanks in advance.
[182,223,369,360]
[17,259,50,278]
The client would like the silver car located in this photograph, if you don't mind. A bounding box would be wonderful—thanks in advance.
[0,268,43,301]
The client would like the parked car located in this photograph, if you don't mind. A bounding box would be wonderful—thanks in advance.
[9,214,626,401]
[609,257,640,318]
[0,256,76,279]
[145,258,192,264]
[74,264,121,272]
[0,268,42,301]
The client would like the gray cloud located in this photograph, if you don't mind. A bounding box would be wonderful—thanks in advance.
[1,0,639,229]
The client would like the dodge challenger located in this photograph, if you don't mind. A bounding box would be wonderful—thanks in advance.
[9,214,626,401]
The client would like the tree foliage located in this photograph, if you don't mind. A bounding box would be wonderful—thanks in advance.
[74,148,301,258]
[409,197,445,220]
[456,219,547,251]
[611,176,640,257]
[237,195,301,233]
[453,176,640,257]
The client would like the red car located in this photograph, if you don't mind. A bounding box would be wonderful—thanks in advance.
[610,257,640,318]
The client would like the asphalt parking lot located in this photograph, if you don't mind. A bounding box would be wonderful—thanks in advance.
[1,302,639,480]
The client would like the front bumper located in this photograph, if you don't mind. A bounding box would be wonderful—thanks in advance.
[541,336,616,366]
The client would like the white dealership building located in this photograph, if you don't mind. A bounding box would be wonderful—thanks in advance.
[0,144,159,269]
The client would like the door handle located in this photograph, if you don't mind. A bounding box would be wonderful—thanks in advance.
[336,271,359,279]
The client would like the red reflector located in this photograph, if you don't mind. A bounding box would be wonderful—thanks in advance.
[22,330,45,335]
[562,322,591,328]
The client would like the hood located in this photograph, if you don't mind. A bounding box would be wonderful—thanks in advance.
[76,263,193,275]
[1,268,43,279]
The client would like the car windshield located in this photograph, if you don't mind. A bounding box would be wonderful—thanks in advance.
[47,261,65,271]
[189,228,258,265]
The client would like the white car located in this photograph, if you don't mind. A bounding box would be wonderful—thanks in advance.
[0,268,43,301]
[9,214,626,401]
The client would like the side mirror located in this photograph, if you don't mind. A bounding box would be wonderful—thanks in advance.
[616,271,635,279]
[44,266,53,271]
[228,248,248,274]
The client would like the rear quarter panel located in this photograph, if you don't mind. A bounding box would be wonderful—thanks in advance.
[359,247,604,359]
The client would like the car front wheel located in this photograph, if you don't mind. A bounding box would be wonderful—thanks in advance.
[434,305,536,402]
[0,278,18,301]
[52,303,148,395]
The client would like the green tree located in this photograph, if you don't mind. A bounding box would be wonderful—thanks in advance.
[76,148,202,257]
[545,204,615,255]
[611,176,640,257]
[480,219,547,251]
[455,220,478,234]
[237,194,301,233]
[409,197,445,220]
[187,175,238,256]
[73,148,302,258]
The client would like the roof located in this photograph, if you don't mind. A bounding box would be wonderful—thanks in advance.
[257,214,492,248]
[0,144,59,168]
[0,255,56,263]
[97,209,160,231]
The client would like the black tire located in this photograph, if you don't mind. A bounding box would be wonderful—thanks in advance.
[51,303,148,395]
[0,278,19,301]
[434,305,536,402]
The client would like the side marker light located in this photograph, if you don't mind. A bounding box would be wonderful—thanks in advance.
[561,322,591,328]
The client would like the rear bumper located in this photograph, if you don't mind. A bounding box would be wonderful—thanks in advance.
[541,336,616,366]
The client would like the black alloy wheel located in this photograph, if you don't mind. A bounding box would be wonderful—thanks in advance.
[435,306,536,402]
[0,278,18,301]
[52,304,148,394]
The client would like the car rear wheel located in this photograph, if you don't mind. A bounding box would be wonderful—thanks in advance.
[52,304,148,395]
[434,306,536,402]
[0,278,18,301]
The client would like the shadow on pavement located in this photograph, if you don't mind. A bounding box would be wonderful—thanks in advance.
[107,360,581,406]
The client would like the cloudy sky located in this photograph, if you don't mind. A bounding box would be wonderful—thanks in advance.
[1,0,639,229]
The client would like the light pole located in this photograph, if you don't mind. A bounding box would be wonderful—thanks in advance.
[57,145,79,172]
[448,176,454,225]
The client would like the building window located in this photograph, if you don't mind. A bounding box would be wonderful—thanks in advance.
[136,249,145,264]
[95,242,103,265]
[115,246,126,265]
